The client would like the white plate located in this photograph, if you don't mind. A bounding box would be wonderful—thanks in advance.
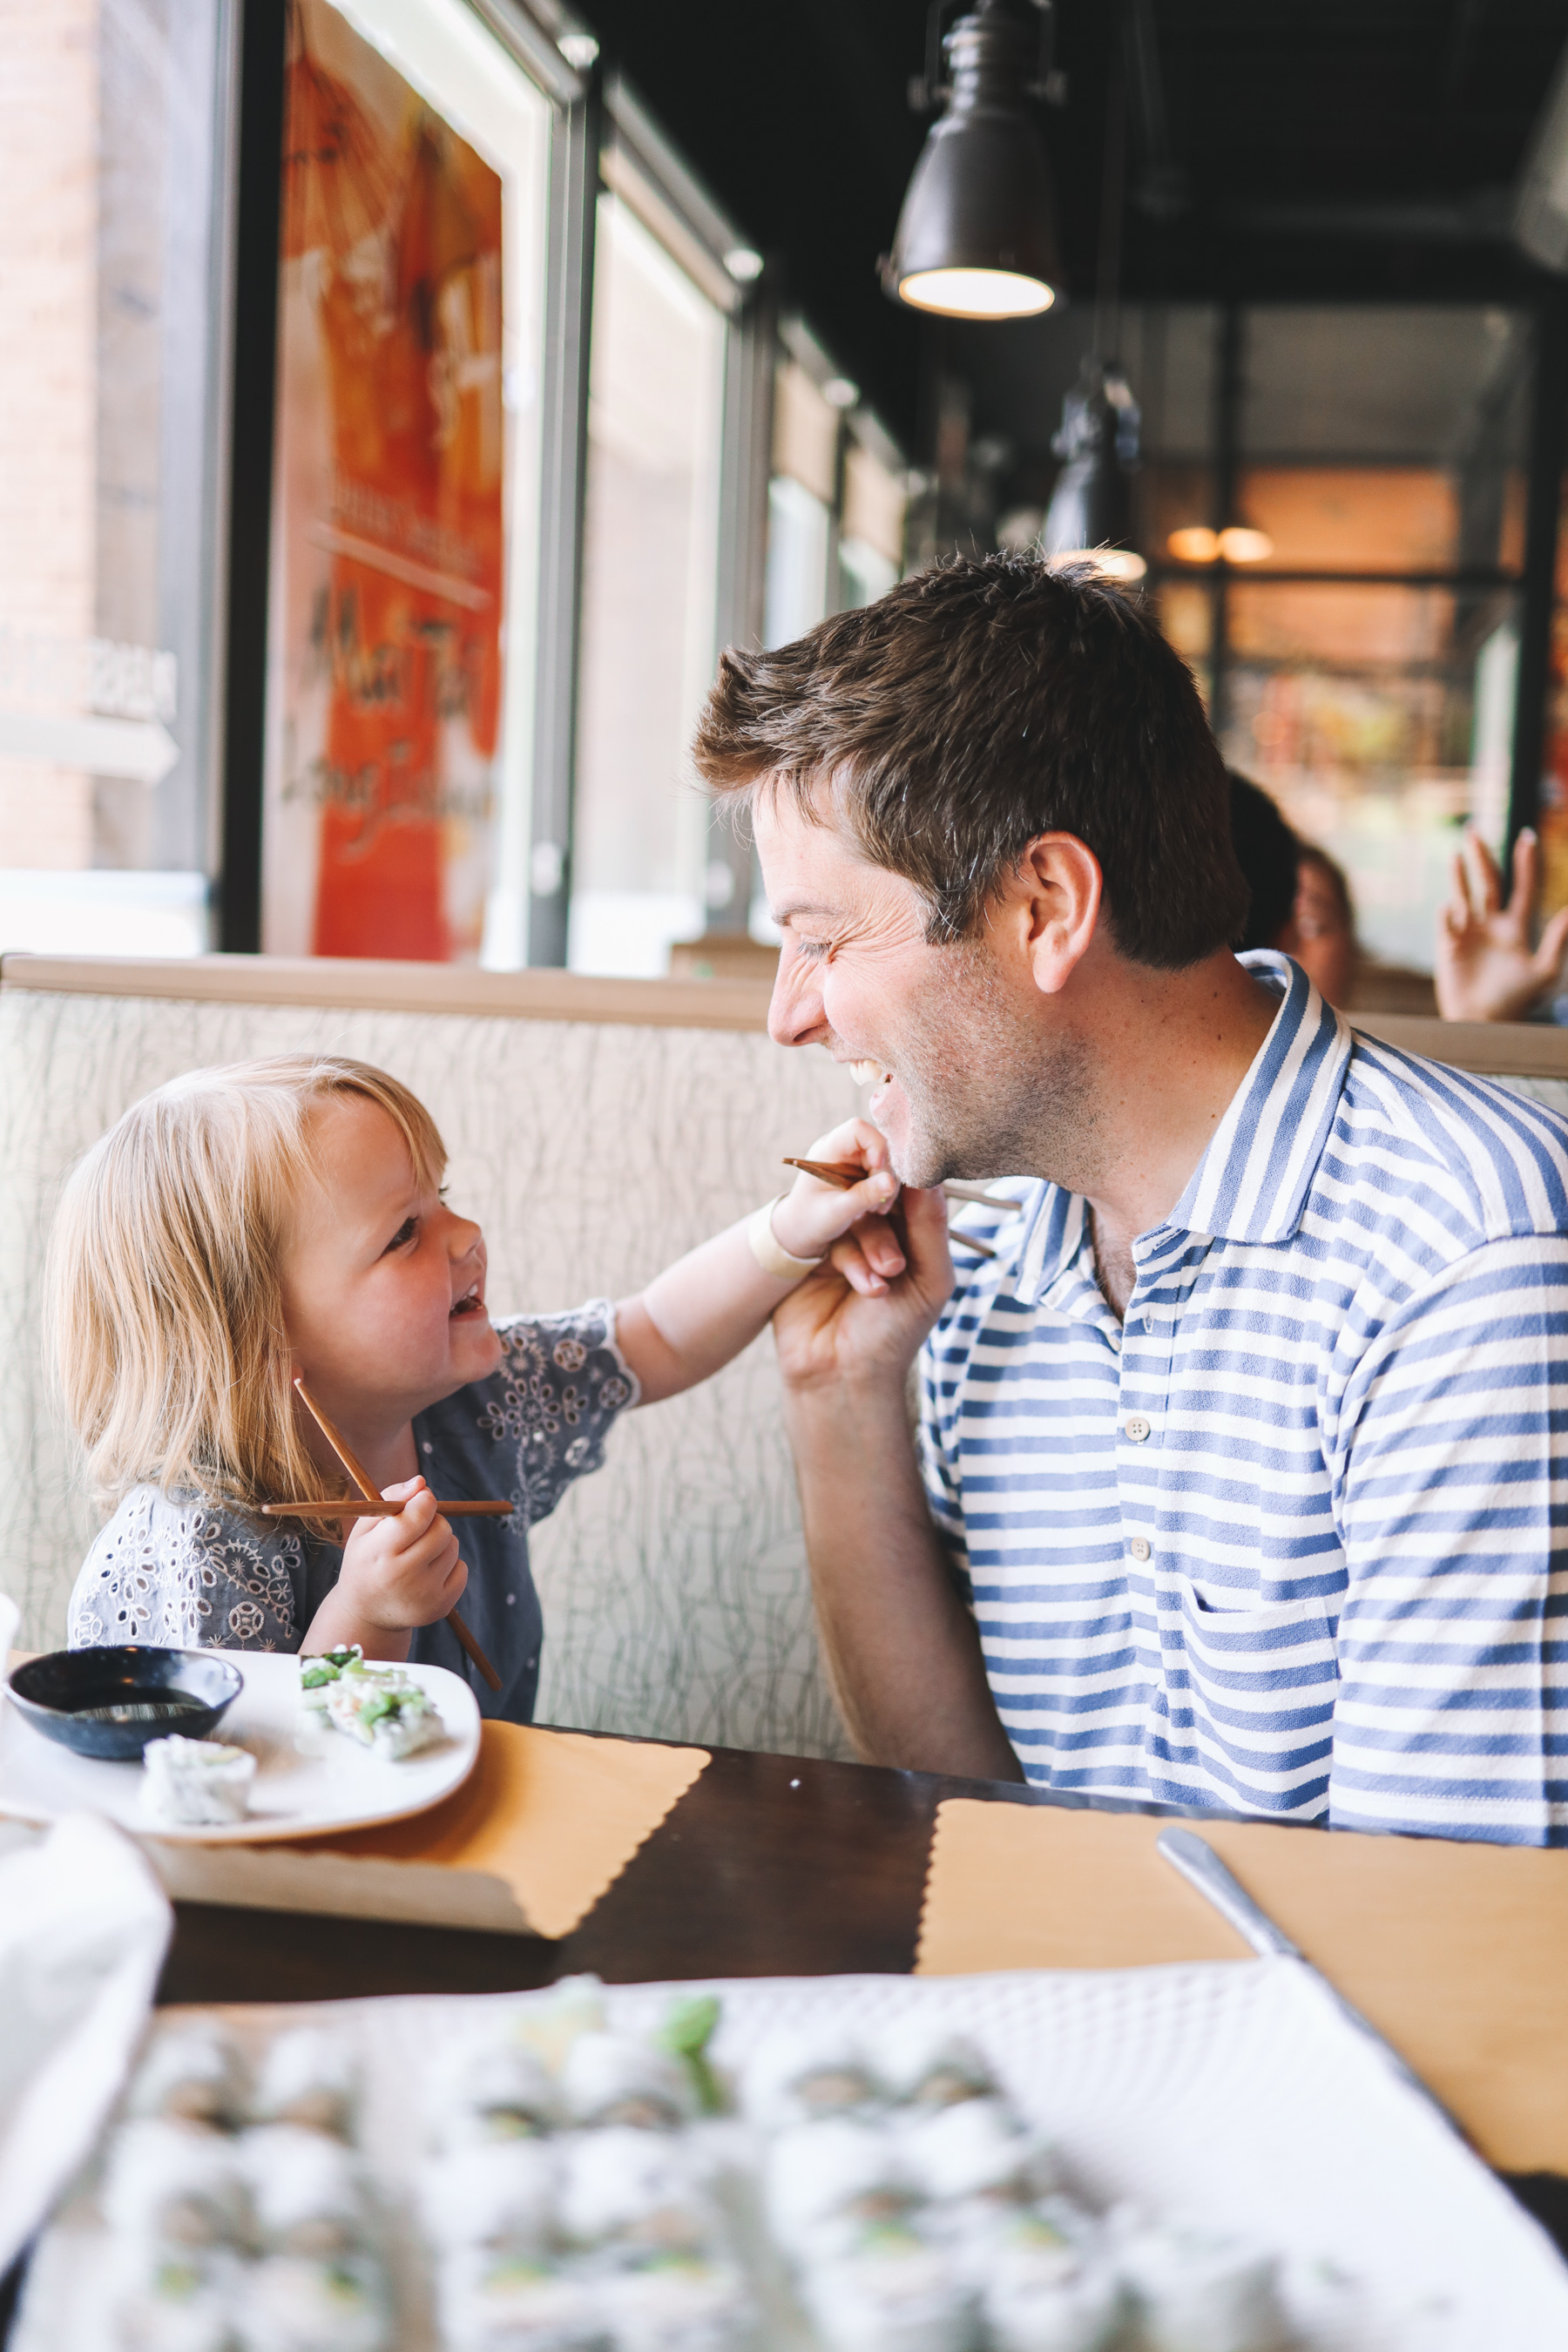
[14,1963,1568,2351]
[0,1649,481,1843]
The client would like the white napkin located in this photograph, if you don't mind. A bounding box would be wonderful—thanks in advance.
[0,1812,172,2273]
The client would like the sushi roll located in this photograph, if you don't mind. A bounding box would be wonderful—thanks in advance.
[422,2140,558,2259]
[125,2024,250,2131]
[104,2120,253,2251]
[980,2212,1124,2352]
[559,2030,695,2132]
[253,2028,358,2139]
[436,2247,605,2351]
[558,2125,718,2264]
[764,2119,915,2267]
[745,2031,885,2132]
[238,2254,391,2352]
[803,2227,978,2352]
[143,1737,257,1828]
[113,2248,244,2352]
[877,2023,997,2112]
[604,2256,754,2352]
[240,2125,374,2259]
[324,1666,443,1760]
[435,2036,563,2145]
[297,1646,363,1714]
[902,2096,1051,2209]
[1117,2223,1288,2352]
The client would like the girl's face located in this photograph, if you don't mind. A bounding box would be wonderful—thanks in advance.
[280,1093,503,1426]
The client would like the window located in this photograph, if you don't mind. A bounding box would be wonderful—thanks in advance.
[568,191,727,979]
[0,1,230,952]
[1147,305,1527,977]
[260,0,551,963]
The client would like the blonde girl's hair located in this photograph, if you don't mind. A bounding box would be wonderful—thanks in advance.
[44,1055,447,1513]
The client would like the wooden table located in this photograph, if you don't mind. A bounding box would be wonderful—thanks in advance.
[149,1737,1568,2263]
[158,1741,1009,2001]
[3,1740,1565,2345]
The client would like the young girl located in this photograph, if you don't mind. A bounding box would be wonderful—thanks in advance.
[51,1054,905,1721]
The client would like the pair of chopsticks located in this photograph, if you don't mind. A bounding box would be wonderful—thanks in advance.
[274,1376,503,1693]
[781,1157,1024,1261]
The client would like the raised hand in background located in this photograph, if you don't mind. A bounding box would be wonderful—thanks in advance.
[1435,827,1568,1023]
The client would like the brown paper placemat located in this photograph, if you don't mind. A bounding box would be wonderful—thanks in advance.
[917,1797,1568,2176]
[146,1726,708,1942]
[313,1723,709,1939]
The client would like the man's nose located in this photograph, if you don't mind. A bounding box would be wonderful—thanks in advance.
[768,940,826,1048]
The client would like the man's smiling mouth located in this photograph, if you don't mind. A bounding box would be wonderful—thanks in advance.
[848,1058,891,1085]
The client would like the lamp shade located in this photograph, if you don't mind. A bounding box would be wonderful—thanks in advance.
[1042,362,1144,577]
[887,1,1061,321]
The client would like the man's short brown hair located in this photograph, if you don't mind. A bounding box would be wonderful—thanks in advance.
[692,551,1249,970]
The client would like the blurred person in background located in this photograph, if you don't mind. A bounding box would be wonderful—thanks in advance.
[1230,774,1358,1007]
[1436,828,1568,1024]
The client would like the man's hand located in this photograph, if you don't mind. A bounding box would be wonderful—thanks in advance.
[772,1182,954,1396]
[1436,828,1568,1023]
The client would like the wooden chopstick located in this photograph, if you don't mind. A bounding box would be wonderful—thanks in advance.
[292,1376,504,1693]
[263,1499,514,1519]
[781,1158,1000,1260]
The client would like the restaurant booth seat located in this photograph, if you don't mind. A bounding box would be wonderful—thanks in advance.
[0,954,859,1759]
[2,957,1567,1764]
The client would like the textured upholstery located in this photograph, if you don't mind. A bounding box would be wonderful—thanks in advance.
[0,985,858,1757]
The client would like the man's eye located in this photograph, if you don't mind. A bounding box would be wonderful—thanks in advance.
[796,937,831,963]
[382,1218,417,1254]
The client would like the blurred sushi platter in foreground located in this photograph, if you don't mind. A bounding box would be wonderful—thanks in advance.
[14,1962,1568,2352]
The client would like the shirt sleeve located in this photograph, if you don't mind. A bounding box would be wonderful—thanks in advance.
[475,1302,640,1527]
[1328,1233,1568,1845]
[67,1489,304,1652]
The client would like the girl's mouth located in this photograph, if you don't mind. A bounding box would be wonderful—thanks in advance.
[450,1280,484,1319]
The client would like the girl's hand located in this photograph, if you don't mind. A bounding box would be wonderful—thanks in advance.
[774,1181,954,1396]
[336,1478,468,1631]
[770,1117,907,1296]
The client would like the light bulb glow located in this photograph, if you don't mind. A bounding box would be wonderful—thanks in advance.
[1166,526,1220,564]
[1051,547,1147,585]
[897,267,1056,320]
[1218,525,1274,564]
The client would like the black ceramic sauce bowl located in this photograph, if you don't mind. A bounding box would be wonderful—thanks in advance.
[7,1646,244,1761]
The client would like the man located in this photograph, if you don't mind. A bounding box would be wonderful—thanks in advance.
[693,553,1568,1842]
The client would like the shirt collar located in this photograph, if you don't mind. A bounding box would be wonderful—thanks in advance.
[1012,951,1352,1303]
[1168,950,1351,1245]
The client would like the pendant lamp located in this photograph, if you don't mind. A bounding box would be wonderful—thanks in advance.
[1042,359,1146,581]
[1039,44,1145,581]
[883,0,1061,321]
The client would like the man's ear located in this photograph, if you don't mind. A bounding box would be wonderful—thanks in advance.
[1013,833,1103,995]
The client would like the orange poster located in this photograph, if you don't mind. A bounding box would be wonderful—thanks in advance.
[266,0,504,960]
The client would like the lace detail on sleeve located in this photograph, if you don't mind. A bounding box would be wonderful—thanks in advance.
[476,1301,639,1527]
[66,1487,305,1652]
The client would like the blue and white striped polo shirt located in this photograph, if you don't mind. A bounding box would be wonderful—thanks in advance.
[919,952,1568,1842]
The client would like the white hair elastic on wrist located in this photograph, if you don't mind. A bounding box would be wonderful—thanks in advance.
[747,1196,826,1280]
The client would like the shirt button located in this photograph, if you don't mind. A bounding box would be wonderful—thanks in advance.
[422,1442,433,1456]
[1125,1416,1152,1443]
[1128,1537,1152,1561]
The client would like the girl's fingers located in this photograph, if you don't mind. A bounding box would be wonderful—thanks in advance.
[854,1210,907,1279]
[828,1233,888,1296]
[807,1114,891,1171]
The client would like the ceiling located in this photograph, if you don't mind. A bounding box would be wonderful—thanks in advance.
[575,0,1568,468]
